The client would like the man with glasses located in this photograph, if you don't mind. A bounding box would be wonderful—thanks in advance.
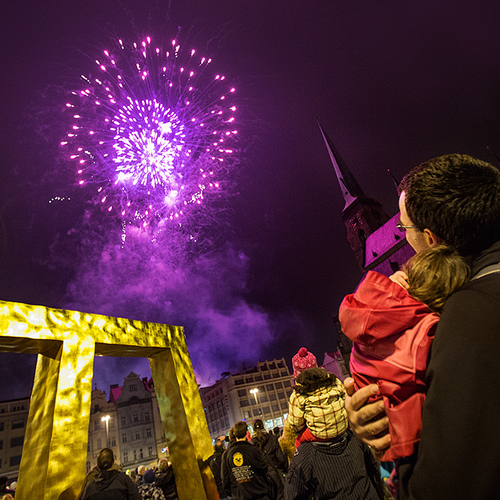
[344,154,500,499]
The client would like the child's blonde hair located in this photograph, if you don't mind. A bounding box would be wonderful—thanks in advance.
[403,244,471,312]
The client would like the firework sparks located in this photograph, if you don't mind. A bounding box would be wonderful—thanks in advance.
[61,36,237,225]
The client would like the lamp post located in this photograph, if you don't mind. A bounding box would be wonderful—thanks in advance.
[101,415,111,447]
[250,389,262,418]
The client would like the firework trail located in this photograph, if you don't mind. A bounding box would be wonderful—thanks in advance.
[61,36,237,228]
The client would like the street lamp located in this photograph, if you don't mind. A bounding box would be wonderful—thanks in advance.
[101,415,111,447]
[250,388,259,405]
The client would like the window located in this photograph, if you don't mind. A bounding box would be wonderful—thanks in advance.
[255,375,263,381]
[239,400,249,408]
[94,420,99,431]
[0,440,2,450]
[253,409,260,416]
[272,404,280,413]
[133,413,139,423]
[12,420,24,430]
[11,436,23,448]
[148,446,153,457]
[263,406,270,415]
[269,363,276,370]
[283,380,291,387]
[97,438,101,449]
[245,377,253,383]
[278,392,286,400]
[260,395,268,403]
[280,370,288,377]
[0,422,3,431]
[145,411,150,422]
[10,455,22,467]
[139,448,143,459]
[277,361,285,368]
[264,374,271,380]
[272,372,281,378]
[237,389,246,397]
[135,431,141,440]
[123,451,128,463]
[266,384,274,391]
[234,378,244,385]
[110,420,115,428]
[146,428,152,438]
[121,416,126,426]
[111,436,116,447]
[129,384,137,392]
[269,394,277,401]
[122,434,127,443]
[133,450,137,461]
[275,382,283,389]
[0,459,2,469]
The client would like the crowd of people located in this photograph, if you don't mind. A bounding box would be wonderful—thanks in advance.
[75,153,500,499]
[77,449,178,500]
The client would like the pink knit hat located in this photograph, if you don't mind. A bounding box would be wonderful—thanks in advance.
[292,347,317,378]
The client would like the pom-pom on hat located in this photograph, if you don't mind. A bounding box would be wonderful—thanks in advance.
[292,347,317,378]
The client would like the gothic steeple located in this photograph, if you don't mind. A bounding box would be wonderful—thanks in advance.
[316,119,366,211]
[317,119,389,268]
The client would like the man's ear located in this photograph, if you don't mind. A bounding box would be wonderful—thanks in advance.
[423,229,444,248]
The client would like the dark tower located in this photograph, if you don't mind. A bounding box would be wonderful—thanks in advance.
[317,120,389,267]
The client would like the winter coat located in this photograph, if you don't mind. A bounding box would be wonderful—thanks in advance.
[399,241,500,499]
[78,469,142,500]
[284,430,385,500]
[287,377,348,440]
[339,270,439,461]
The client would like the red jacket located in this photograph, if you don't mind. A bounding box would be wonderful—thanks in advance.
[339,271,439,461]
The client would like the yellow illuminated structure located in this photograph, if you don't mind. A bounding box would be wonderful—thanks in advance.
[0,300,217,500]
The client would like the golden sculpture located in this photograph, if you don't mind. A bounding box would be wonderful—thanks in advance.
[0,300,216,500]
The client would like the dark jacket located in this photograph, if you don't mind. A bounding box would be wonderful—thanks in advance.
[284,431,384,500]
[209,449,225,498]
[252,432,288,473]
[400,241,500,499]
[155,466,178,500]
[222,440,269,500]
[222,441,239,499]
[78,469,142,500]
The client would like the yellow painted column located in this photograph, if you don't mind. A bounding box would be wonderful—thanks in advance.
[150,342,217,500]
[17,349,61,498]
[17,335,95,500]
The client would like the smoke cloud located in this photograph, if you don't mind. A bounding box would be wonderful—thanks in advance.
[62,223,278,391]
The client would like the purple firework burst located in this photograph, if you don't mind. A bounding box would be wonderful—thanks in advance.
[61,36,237,226]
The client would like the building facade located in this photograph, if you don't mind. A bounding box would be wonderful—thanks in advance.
[0,397,30,480]
[86,387,119,473]
[200,358,294,441]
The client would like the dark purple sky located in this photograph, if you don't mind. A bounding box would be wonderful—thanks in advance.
[1,1,500,400]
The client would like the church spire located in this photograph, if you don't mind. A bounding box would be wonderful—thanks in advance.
[316,119,390,268]
[316,118,366,211]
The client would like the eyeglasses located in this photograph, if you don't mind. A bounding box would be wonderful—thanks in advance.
[396,222,418,232]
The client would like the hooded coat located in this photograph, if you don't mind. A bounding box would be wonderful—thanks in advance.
[339,271,439,461]
[78,468,142,500]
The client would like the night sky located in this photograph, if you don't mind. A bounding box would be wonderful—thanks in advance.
[1,1,500,400]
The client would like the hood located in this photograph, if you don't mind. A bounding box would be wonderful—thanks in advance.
[472,240,500,276]
[94,469,120,490]
[339,271,433,345]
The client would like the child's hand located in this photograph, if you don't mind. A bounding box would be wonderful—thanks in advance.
[389,270,409,289]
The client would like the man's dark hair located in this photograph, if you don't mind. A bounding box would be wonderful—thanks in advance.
[233,420,248,439]
[97,448,114,470]
[214,440,225,453]
[295,367,337,396]
[400,154,500,256]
